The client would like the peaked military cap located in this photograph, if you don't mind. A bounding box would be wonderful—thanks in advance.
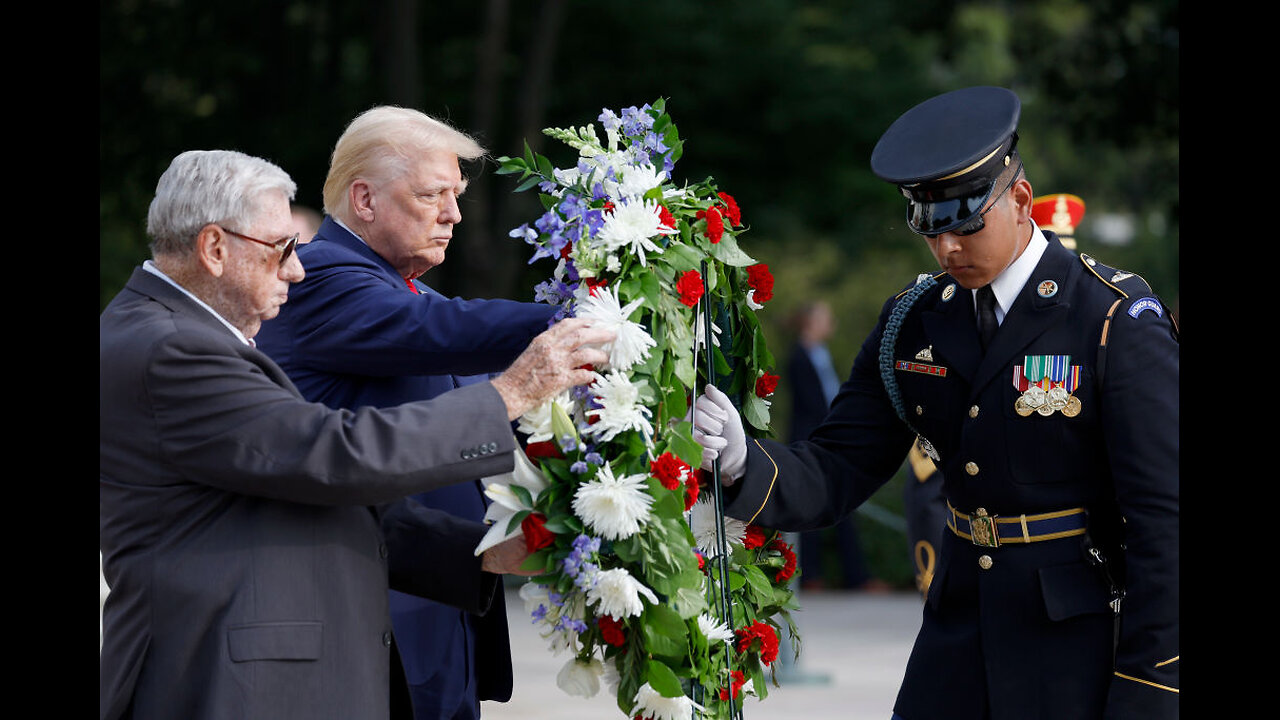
[1031,193,1086,250]
[871,86,1021,236]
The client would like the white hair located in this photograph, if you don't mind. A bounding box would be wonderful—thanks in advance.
[146,150,296,257]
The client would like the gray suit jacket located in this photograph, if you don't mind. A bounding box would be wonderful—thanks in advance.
[100,267,518,720]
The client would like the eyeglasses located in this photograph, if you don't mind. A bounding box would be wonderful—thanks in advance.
[924,159,1022,240]
[219,226,299,265]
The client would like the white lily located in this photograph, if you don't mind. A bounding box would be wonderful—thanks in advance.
[473,444,552,556]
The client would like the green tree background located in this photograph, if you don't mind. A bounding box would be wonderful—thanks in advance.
[100,0,1178,587]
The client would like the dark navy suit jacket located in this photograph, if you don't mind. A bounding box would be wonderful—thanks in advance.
[255,217,557,718]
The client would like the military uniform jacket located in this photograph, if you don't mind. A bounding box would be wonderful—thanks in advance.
[723,233,1178,719]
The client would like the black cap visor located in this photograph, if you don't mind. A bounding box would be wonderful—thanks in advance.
[905,181,994,236]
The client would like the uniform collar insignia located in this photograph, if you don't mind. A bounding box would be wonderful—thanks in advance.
[915,346,934,361]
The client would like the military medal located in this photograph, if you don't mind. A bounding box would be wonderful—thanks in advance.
[1014,356,1083,417]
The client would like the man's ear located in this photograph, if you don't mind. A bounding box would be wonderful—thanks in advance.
[1011,178,1034,223]
[350,180,376,222]
[195,224,229,278]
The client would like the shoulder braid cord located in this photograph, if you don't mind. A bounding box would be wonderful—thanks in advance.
[878,273,939,439]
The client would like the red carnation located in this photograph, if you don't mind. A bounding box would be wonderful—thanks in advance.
[755,373,779,398]
[735,621,780,665]
[650,451,690,491]
[658,204,677,231]
[746,263,774,303]
[584,276,609,296]
[771,538,797,583]
[685,469,702,511]
[719,670,747,701]
[697,206,724,243]
[742,525,767,550]
[717,192,742,227]
[696,550,706,572]
[598,614,627,647]
[524,441,563,461]
[675,270,704,308]
[520,512,556,554]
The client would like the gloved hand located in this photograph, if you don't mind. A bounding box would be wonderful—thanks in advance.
[685,384,747,483]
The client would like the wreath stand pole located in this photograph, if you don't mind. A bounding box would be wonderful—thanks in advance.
[695,259,745,720]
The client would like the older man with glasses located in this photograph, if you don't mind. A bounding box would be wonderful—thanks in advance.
[687,86,1179,720]
[99,149,613,720]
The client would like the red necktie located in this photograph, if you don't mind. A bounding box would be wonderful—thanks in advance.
[404,277,419,294]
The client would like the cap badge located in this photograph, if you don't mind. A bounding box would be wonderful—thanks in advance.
[941,283,957,301]
[1013,355,1082,417]
[1111,271,1134,282]
[1037,280,1059,298]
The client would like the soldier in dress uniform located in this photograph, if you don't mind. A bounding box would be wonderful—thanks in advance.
[688,86,1178,719]
[905,193,1090,599]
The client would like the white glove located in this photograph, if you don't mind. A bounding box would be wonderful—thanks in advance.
[686,384,747,483]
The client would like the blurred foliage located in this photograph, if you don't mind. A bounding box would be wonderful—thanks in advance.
[101,0,1177,577]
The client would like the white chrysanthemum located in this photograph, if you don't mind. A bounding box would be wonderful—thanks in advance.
[474,447,551,555]
[593,198,674,267]
[556,657,604,698]
[584,371,654,443]
[516,390,574,444]
[616,162,668,199]
[587,567,659,619]
[632,682,704,720]
[693,312,722,350]
[696,613,735,644]
[574,285,656,371]
[686,496,747,558]
[572,463,654,541]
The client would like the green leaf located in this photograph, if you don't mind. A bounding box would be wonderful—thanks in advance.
[642,604,689,659]
[668,585,709,619]
[708,234,756,267]
[739,563,775,600]
[742,393,771,432]
[665,421,703,468]
[662,242,704,273]
[646,659,684,698]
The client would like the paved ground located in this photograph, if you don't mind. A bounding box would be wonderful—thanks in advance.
[100,562,922,719]
[483,586,923,720]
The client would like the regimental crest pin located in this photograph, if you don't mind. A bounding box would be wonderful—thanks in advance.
[1037,280,1059,298]
[915,346,935,362]
[1111,271,1134,282]
[941,284,957,302]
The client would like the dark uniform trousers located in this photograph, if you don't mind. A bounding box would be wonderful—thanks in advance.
[722,234,1178,720]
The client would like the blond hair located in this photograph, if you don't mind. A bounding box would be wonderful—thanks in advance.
[322,106,486,219]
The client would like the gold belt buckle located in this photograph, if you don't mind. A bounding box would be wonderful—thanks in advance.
[969,508,1000,548]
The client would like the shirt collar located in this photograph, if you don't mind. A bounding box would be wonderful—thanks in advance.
[972,223,1048,323]
[142,260,254,347]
